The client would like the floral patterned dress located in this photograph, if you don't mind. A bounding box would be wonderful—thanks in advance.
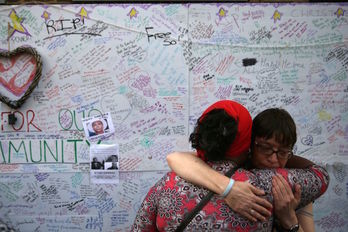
[132,160,329,232]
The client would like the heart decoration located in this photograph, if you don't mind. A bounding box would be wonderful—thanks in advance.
[301,135,313,146]
[0,46,42,109]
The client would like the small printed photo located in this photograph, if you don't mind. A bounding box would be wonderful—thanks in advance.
[89,144,119,184]
[104,155,119,170]
[91,156,105,170]
[87,118,109,137]
[82,112,115,141]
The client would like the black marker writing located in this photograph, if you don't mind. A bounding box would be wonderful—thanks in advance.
[145,27,176,46]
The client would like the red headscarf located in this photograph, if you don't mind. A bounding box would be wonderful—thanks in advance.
[196,100,252,160]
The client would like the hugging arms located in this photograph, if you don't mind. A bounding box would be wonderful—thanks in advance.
[132,101,329,231]
[166,107,329,231]
[167,152,327,231]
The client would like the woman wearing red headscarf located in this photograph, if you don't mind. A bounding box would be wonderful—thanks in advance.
[132,100,328,231]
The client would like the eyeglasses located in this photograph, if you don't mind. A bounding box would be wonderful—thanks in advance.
[254,141,293,160]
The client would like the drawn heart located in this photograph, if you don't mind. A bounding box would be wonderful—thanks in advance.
[301,135,313,146]
[0,46,42,109]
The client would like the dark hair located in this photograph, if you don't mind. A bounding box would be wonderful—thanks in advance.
[189,109,238,161]
[251,108,297,149]
[106,155,118,162]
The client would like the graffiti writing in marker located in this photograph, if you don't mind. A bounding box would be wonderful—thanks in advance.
[145,27,176,46]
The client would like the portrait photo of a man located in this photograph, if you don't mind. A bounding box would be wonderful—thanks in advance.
[82,112,115,141]
[88,118,109,137]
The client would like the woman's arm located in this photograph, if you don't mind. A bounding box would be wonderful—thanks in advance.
[167,152,272,222]
[252,165,329,209]
[297,203,315,232]
[272,175,315,232]
[286,155,314,168]
[167,152,229,194]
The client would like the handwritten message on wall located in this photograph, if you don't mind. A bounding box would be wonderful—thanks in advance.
[0,3,347,231]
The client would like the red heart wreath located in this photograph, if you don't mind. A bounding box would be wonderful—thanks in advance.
[0,46,42,109]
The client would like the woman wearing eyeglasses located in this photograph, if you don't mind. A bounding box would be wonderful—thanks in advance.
[167,108,323,232]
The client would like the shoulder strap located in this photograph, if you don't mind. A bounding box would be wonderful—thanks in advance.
[175,166,238,232]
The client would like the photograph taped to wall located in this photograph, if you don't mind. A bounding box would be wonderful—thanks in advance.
[90,143,119,184]
[82,112,115,141]
[104,154,119,170]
